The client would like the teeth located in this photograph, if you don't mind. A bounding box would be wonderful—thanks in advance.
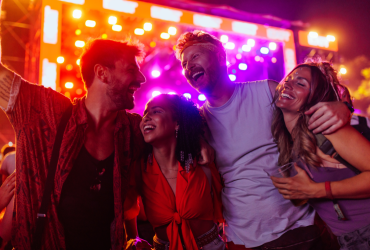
[192,71,203,78]
[144,125,155,130]
[282,93,294,99]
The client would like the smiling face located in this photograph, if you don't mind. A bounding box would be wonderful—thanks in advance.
[106,56,146,110]
[140,97,179,147]
[276,66,312,113]
[180,45,222,94]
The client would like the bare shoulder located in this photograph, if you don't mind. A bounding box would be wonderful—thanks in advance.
[267,80,279,98]
[1,152,16,175]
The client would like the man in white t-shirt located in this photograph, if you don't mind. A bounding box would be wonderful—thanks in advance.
[174,30,351,249]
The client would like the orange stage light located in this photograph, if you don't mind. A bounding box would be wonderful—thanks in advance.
[65,82,74,89]
[108,16,117,25]
[144,22,152,31]
[76,59,80,65]
[57,56,65,64]
[134,28,144,35]
[160,33,170,39]
[72,9,82,19]
[75,29,82,35]
[112,24,122,32]
[85,20,96,27]
[150,41,156,47]
[75,40,85,48]
[168,27,177,35]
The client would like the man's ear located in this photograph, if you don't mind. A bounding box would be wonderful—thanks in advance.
[215,52,227,66]
[94,64,110,83]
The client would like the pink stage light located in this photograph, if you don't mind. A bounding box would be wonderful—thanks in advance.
[152,91,161,97]
[151,70,161,78]
[198,94,206,101]
[183,93,191,99]
[229,74,236,81]
[225,42,235,50]
[168,92,177,95]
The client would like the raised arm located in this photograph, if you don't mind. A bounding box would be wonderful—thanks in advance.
[0,64,15,110]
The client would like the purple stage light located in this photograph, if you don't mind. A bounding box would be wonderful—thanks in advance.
[247,39,255,47]
[183,93,191,99]
[225,42,235,50]
[168,92,177,95]
[269,42,277,51]
[152,91,161,97]
[242,45,251,52]
[255,56,260,62]
[238,63,247,70]
[198,94,206,101]
[151,70,161,78]
[229,74,236,81]
[236,53,242,59]
[260,47,269,54]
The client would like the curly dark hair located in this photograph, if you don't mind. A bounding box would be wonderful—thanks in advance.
[175,30,226,60]
[145,94,203,170]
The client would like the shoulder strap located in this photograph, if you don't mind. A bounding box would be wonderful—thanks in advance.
[315,133,361,175]
[32,104,73,250]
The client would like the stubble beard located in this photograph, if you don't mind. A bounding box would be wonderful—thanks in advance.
[106,77,134,110]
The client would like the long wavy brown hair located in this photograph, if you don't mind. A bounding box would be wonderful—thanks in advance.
[271,59,348,167]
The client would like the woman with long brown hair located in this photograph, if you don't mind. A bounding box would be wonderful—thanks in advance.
[270,59,370,249]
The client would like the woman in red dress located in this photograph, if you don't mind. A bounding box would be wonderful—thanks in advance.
[138,94,225,250]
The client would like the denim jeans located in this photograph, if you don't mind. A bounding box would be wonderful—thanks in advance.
[337,223,370,250]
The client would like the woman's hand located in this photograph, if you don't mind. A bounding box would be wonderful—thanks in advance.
[271,166,325,200]
[0,172,15,211]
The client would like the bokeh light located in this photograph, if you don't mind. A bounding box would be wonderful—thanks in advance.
[308,31,318,38]
[168,27,177,35]
[57,56,64,64]
[108,16,117,25]
[247,39,255,47]
[271,57,277,63]
[242,45,251,52]
[198,94,206,101]
[238,63,247,70]
[225,42,235,50]
[134,28,144,35]
[75,40,85,48]
[151,70,161,78]
[112,25,122,32]
[76,88,83,95]
[85,20,96,27]
[260,47,269,54]
[150,41,156,47]
[229,74,236,81]
[340,68,347,74]
[220,35,228,43]
[255,56,260,62]
[101,34,108,39]
[183,93,191,99]
[269,42,277,51]
[65,82,74,89]
[236,54,242,60]
[76,59,80,65]
[75,29,81,35]
[72,9,82,19]
[160,33,170,39]
[168,92,177,95]
[144,22,152,31]
[327,35,335,42]
[152,91,161,97]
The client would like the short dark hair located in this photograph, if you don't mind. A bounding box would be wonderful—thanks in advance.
[175,30,226,60]
[79,38,145,89]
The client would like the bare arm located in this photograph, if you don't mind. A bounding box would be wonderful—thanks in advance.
[271,125,370,200]
[0,64,15,110]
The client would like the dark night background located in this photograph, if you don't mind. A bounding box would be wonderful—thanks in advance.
[192,0,370,60]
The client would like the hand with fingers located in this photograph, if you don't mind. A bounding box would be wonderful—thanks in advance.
[270,165,325,200]
[0,171,15,211]
[197,137,215,166]
[125,237,152,250]
[305,101,351,135]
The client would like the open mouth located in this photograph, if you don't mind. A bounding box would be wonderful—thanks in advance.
[281,93,294,100]
[192,70,205,81]
[127,86,139,95]
[143,124,156,133]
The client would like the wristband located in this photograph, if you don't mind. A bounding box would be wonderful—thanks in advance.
[325,181,334,200]
[343,101,354,113]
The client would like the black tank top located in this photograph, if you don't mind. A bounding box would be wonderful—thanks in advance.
[58,146,115,250]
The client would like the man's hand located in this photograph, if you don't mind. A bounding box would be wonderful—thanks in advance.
[271,166,325,200]
[198,137,215,166]
[126,237,152,250]
[305,101,351,135]
[0,171,15,211]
